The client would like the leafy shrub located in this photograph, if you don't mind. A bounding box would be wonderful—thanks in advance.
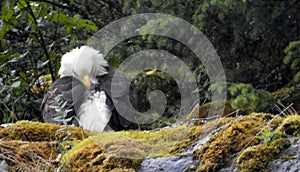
[283,40,300,83]
[228,83,274,113]
[0,0,97,123]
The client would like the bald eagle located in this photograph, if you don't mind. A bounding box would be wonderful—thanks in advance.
[41,46,136,131]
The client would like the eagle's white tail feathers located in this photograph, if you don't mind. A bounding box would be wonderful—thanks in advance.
[78,91,112,131]
[58,46,109,78]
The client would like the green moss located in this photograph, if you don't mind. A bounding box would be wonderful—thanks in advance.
[0,121,90,171]
[171,117,234,154]
[0,121,87,141]
[260,127,280,143]
[62,137,94,163]
[194,113,271,171]
[63,139,107,171]
[237,139,291,172]
[61,124,192,171]
[235,113,300,171]
[270,87,292,100]
[7,113,300,171]
[277,114,300,137]
[270,85,300,111]
[94,124,191,158]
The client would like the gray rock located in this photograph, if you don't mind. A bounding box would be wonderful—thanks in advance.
[218,168,238,172]
[0,160,8,172]
[138,155,199,172]
[267,137,300,172]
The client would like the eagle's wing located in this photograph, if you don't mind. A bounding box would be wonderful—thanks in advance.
[97,67,138,130]
[41,76,88,125]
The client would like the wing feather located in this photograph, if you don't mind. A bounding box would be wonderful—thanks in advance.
[41,76,88,125]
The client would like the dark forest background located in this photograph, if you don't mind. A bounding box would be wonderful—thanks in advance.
[0,0,300,124]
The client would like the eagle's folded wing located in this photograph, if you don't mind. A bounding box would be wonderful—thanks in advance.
[97,67,139,130]
[41,76,87,125]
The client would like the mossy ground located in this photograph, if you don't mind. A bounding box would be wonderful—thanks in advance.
[0,140,60,171]
[0,121,86,171]
[0,120,87,141]
[1,112,300,171]
[61,125,191,171]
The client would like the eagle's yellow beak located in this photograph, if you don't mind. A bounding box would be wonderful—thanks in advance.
[81,75,92,91]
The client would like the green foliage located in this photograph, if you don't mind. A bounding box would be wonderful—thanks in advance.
[0,0,97,123]
[229,83,274,113]
[283,40,300,83]
[1,0,299,125]
[104,1,212,122]
[193,0,299,91]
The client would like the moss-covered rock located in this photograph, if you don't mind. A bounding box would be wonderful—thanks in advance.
[277,114,300,136]
[236,139,291,172]
[0,140,60,171]
[2,113,300,171]
[194,113,273,171]
[0,121,87,141]
[0,121,86,171]
[61,125,191,171]
[171,117,234,154]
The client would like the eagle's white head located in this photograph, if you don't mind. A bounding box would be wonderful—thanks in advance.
[58,46,109,90]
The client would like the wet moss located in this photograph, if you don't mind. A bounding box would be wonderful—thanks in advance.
[0,121,87,141]
[194,113,272,171]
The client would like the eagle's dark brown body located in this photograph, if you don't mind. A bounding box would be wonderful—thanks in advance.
[41,76,88,125]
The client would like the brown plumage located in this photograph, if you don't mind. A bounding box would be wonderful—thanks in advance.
[41,76,88,125]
